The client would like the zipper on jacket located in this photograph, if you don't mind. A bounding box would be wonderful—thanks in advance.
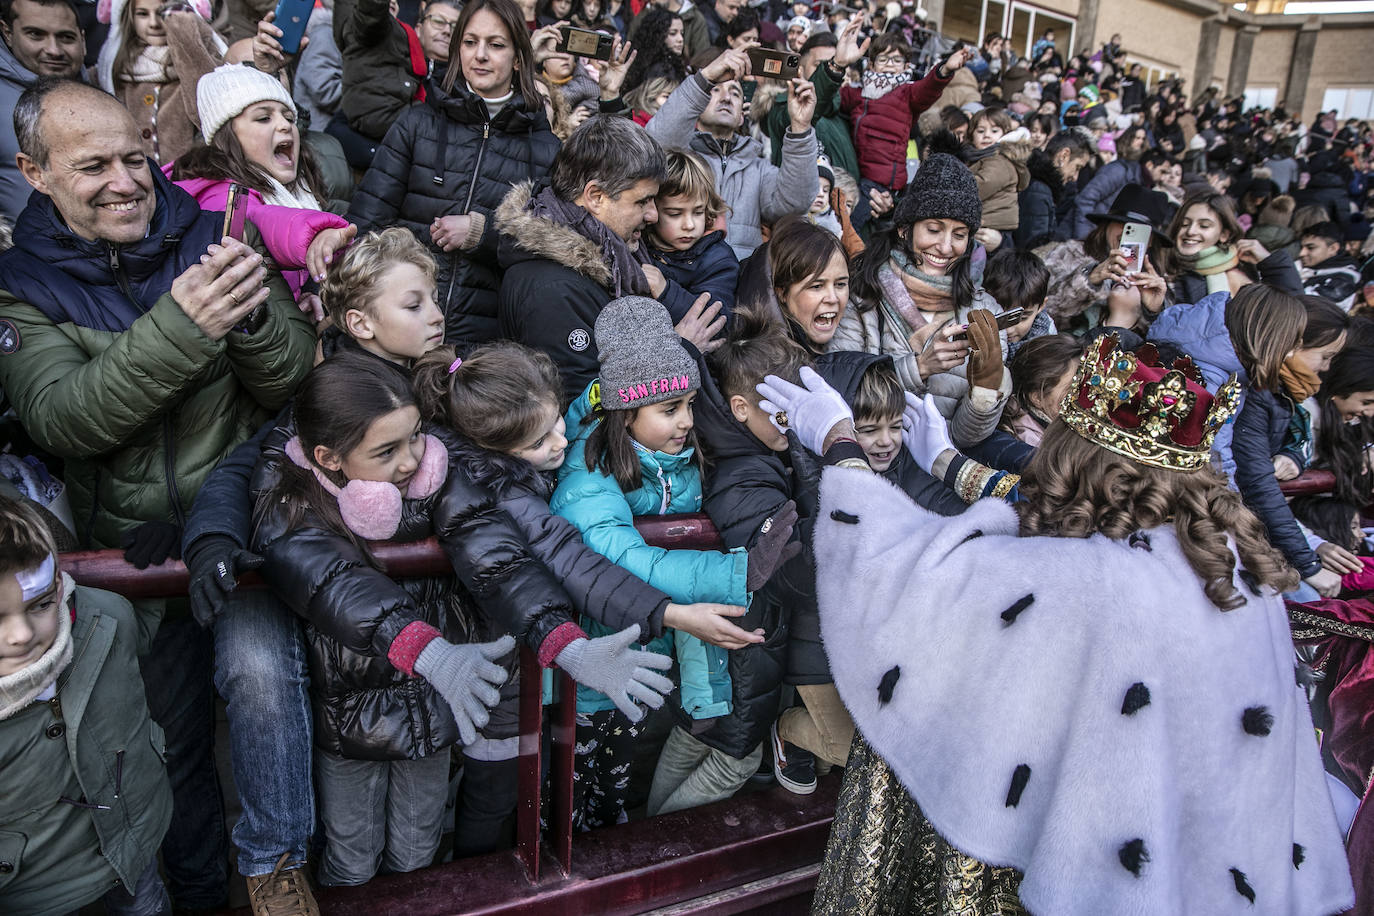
[444,122,491,315]
[107,245,137,304]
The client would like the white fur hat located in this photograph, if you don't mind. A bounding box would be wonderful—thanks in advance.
[196,64,297,144]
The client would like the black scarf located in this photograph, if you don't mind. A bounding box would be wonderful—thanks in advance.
[526,185,651,298]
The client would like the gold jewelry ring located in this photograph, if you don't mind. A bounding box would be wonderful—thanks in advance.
[228,291,240,306]
[774,410,789,428]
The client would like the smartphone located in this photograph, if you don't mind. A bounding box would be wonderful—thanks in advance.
[273,0,314,55]
[741,78,757,105]
[222,184,248,242]
[746,47,801,81]
[557,26,614,60]
[1119,221,1151,274]
[946,308,1025,342]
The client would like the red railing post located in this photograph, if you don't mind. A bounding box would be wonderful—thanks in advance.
[550,669,577,876]
[514,647,544,882]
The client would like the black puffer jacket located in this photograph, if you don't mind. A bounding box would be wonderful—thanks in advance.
[251,422,480,761]
[435,428,673,639]
[349,83,560,346]
[1231,387,1323,579]
[333,0,427,141]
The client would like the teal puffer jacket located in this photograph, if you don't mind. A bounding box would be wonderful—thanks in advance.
[551,381,746,717]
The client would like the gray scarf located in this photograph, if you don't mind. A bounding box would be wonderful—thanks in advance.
[526,186,651,298]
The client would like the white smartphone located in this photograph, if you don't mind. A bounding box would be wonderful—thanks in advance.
[1119,221,1151,274]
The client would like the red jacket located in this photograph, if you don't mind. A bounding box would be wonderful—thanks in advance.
[841,67,949,190]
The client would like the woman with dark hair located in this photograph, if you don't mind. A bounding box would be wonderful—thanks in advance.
[737,216,849,357]
[348,0,569,346]
[1025,113,1057,150]
[1313,345,1374,506]
[622,6,688,89]
[1167,190,1302,303]
[830,154,1011,449]
[171,64,356,307]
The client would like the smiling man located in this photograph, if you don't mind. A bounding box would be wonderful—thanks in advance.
[497,114,668,403]
[0,77,315,911]
[0,0,84,220]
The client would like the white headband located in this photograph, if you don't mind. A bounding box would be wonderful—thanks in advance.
[16,554,55,602]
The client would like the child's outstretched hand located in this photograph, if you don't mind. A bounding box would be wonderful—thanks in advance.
[413,634,515,745]
[307,223,357,281]
[555,625,674,722]
[665,602,765,649]
[745,500,801,591]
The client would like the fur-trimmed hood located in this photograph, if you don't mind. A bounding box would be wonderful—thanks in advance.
[1026,148,1065,201]
[495,181,613,288]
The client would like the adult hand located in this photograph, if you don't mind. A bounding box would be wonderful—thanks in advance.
[1132,255,1167,317]
[974,227,1003,252]
[252,11,303,74]
[641,262,668,298]
[120,520,182,570]
[745,500,801,591]
[664,602,765,649]
[554,625,675,723]
[911,320,970,381]
[702,47,751,84]
[307,223,356,280]
[185,535,264,629]
[172,238,270,340]
[1305,567,1343,598]
[787,77,816,133]
[531,22,566,66]
[430,214,472,253]
[674,292,726,353]
[1272,453,1301,481]
[1317,541,1363,576]
[868,186,894,217]
[1088,249,1132,286]
[599,35,636,100]
[1235,238,1271,265]
[965,309,1004,391]
[833,16,870,68]
[757,365,854,455]
[901,392,956,474]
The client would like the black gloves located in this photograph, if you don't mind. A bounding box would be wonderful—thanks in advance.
[120,520,182,570]
[745,500,802,592]
[185,534,263,629]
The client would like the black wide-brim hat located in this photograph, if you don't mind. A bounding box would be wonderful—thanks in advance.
[1086,183,1175,248]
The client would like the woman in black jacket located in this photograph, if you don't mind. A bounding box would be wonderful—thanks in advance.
[348,0,561,346]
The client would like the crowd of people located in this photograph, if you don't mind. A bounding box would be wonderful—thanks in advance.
[1,0,1374,911]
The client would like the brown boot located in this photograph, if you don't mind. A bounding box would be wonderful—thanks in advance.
[245,853,320,916]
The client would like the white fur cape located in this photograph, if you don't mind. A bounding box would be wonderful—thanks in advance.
[815,467,1354,916]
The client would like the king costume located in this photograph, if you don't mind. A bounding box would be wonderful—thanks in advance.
[808,336,1357,915]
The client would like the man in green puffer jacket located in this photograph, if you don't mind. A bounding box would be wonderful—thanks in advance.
[0,80,314,910]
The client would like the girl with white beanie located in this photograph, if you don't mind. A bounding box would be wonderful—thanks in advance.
[169,64,357,307]
[96,0,226,164]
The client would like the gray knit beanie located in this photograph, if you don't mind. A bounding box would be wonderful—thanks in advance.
[893,153,983,235]
[594,297,699,411]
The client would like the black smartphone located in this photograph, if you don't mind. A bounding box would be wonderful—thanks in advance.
[742,79,757,104]
[746,47,800,81]
[273,0,314,55]
[221,184,248,242]
[557,26,614,60]
[946,308,1025,341]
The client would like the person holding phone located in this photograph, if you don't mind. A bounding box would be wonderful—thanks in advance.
[348,0,560,347]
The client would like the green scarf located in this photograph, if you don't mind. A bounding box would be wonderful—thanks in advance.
[1178,245,1239,295]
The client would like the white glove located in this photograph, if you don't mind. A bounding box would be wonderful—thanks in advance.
[901,392,956,474]
[756,366,853,455]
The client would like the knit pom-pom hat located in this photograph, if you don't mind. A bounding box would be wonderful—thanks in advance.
[893,152,983,236]
[594,296,699,411]
[197,63,298,144]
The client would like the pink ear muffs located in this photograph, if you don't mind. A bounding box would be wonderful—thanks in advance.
[284,434,448,541]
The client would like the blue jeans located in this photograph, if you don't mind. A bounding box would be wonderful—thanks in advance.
[214,589,315,877]
[138,609,229,909]
[101,859,172,916]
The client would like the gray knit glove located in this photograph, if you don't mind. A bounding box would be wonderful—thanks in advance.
[555,624,675,722]
[414,635,515,745]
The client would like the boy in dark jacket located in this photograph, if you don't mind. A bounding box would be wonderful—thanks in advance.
[1300,221,1362,311]
[644,150,740,323]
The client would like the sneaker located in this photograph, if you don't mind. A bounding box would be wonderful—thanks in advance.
[770,721,817,795]
[245,853,320,916]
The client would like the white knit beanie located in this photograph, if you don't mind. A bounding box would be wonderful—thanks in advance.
[196,64,298,144]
